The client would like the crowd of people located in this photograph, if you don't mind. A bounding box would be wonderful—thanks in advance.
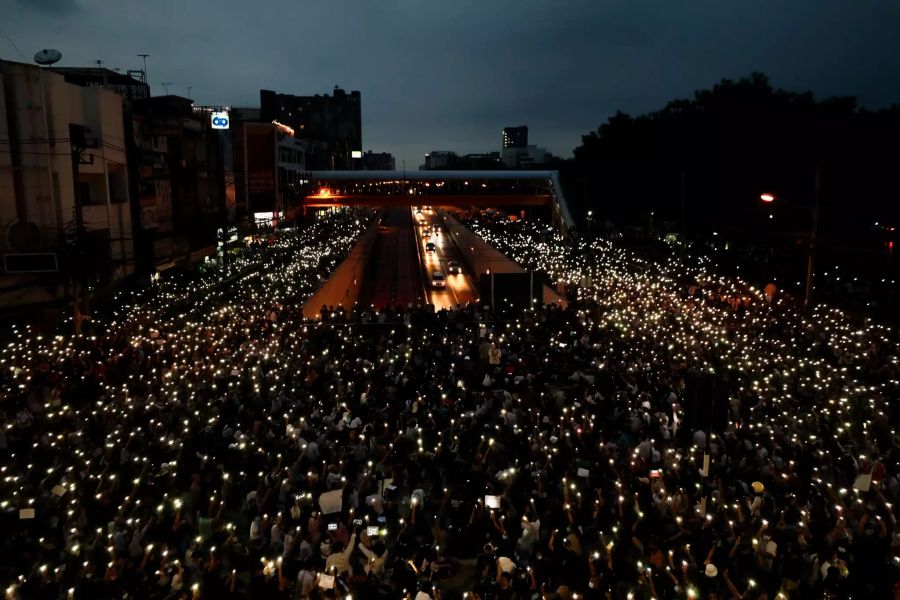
[0,207,897,599]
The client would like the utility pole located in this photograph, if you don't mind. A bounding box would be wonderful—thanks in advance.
[137,54,149,85]
[69,124,91,334]
[804,166,821,310]
[680,169,687,237]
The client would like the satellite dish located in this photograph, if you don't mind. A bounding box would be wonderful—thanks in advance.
[34,49,62,66]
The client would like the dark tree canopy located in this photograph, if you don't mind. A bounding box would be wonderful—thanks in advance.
[569,73,900,239]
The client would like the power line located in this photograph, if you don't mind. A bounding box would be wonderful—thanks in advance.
[0,139,129,153]
[0,149,73,157]
[0,28,26,61]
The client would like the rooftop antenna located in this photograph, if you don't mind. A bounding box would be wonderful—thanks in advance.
[161,81,172,95]
[33,48,62,69]
[137,53,149,84]
[187,85,192,100]
[96,60,108,85]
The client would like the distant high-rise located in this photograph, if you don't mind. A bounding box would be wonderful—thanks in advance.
[502,125,528,149]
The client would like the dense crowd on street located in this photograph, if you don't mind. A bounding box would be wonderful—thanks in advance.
[0,208,898,599]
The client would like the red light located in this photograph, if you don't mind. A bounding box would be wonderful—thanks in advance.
[760,193,776,203]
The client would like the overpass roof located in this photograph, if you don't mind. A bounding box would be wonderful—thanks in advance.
[305,170,559,181]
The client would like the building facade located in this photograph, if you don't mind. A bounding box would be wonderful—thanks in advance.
[421,151,504,170]
[259,87,360,170]
[502,145,554,169]
[232,119,306,226]
[0,60,134,308]
[421,151,457,170]
[132,96,227,267]
[360,151,395,171]
[502,125,528,149]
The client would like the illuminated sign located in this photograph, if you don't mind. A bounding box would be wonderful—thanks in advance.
[351,150,363,159]
[211,111,230,129]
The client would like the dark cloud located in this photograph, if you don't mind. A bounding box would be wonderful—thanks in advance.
[14,0,79,13]
[4,0,900,168]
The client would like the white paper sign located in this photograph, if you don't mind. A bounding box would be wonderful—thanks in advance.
[318,489,343,515]
[853,472,872,492]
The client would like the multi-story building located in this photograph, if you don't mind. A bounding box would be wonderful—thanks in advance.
[132,96,227,266]
[360,151,395,171]
[232,118,306,226]
[420,151,504,170]
[457,152,505,170]
[421,151,458,170]
[502,125,528,149]
[54,66,150,111]
[259,87,360,170]
[0,59,134,308]
[502,145,555,169]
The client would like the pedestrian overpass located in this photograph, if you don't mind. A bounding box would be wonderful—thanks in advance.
[299,170,576,236]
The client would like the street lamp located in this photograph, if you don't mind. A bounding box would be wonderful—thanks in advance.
[587,210,593,235]
[759,167,821,309]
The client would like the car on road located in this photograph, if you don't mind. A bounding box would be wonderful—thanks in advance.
[423,229,431,239]
[425,242,436,252]
[447,260,462,274]
[431,272,446,288]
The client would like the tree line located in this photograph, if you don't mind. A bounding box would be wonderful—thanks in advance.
[565,72,900,246]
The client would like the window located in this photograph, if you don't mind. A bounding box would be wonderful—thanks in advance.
[109,170,128,203]
[78,182,97,205]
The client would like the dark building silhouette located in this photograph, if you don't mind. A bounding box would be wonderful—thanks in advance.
[259,87,361,170]
[52,69,228,272]
[132,96,227,265]
[502,125,528,149]
[55,67,150,111]
[420,151,505,170]
[360,151,395,170]
[232,119,306,223]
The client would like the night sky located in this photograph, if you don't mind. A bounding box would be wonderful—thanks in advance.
[4,0,900,168]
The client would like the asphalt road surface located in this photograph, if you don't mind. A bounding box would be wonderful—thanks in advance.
[412,206,479,310]
[357,207,424,310]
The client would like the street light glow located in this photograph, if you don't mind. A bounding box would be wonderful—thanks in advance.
[760,193,776,203]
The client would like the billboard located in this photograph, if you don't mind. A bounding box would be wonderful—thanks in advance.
[211,111,230,130]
